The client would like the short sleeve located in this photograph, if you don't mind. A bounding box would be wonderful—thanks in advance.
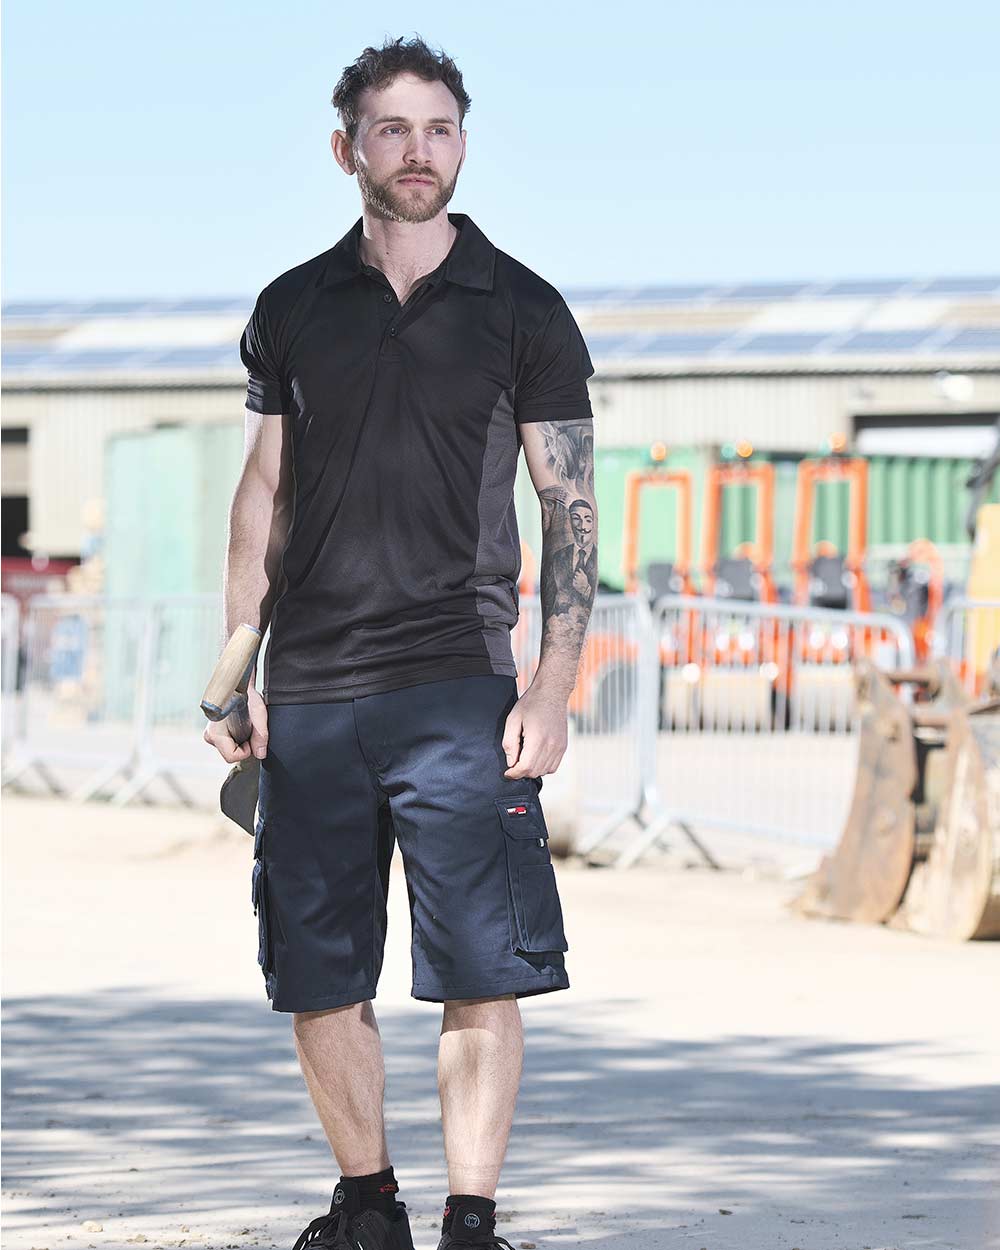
[514,297,595,424]
[239,289,286,414]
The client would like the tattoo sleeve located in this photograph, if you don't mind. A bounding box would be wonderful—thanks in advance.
[525,418,598,698]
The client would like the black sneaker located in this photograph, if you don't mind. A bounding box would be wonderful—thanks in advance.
[292,1178,415,1250]
[436,1201,515,1250]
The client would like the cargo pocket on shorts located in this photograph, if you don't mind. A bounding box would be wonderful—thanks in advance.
[251,816,275,992]
[494,790,569,955]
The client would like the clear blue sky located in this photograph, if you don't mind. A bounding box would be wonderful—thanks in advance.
[3,0,998,302]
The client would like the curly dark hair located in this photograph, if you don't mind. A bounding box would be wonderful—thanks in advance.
[331,34,471,142]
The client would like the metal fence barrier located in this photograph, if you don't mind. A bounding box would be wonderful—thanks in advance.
[588,595,917,867]
[2,594,149,797]
[935,595,1000,696]
[1,593,22,760]
[1,594,229,803]
[8,589,976,872]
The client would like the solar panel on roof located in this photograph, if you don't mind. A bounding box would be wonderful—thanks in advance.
[821,279,908,298]
[1,299,94,318]
[920,277,1000,296]
[76,299,159,317]
[834,330,930,353]
[625,285,716,303]
[562,287,622,304]
[583,334,647,357]
[734,333,829,354]
[166,296,253,315]
[48,349,146,368]
[937,327,1000,352]
[1,349,55,369]
[148,346,240,367]
[720,282,810,300]
[639,333,733,354]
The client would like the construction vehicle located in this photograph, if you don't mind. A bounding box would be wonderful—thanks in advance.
[883,538,946,662]
[792,438,871,612]
[691,445,780,727]
[622,455,696,601]
[573,455,697,732]
[787,440,902,727]
[700,444,777,605]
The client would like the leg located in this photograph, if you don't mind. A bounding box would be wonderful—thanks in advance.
[293,1000,391,1175]
[438,994,524,1199]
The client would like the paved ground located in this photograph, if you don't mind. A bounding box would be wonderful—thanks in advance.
[2,793,998,1250]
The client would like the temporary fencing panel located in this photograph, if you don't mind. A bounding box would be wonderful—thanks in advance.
[2,595,150,797]
[615,595,916,858]
[1,593,22,754]
[936,597,1000,696]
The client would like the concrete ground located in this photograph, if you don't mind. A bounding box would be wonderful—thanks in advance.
[2,793,998,1250]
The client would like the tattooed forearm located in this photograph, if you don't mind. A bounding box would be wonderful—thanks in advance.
[531,418,598,697]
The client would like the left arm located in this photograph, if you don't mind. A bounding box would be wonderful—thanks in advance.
[502,417,598,779]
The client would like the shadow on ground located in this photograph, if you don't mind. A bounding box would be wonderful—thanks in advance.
[3,992,997,1249]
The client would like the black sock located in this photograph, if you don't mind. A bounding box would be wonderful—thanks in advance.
[342,1165,399,1216]
[443,1193,496,1236]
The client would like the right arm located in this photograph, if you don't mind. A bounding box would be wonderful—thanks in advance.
[205,405,293,763]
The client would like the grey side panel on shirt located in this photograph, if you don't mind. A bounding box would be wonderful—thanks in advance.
[472,386,522,672]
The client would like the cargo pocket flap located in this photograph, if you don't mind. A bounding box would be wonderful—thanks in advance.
[494,794,548,841]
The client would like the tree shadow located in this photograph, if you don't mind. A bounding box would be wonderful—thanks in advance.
[3,991,997,1249]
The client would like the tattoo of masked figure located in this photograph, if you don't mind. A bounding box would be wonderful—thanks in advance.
[537,421,598,619]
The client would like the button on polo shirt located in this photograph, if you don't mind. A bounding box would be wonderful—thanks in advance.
[239,211,595,704]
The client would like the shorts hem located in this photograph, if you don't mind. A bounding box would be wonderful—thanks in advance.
[269,985,377,1014]
[410,971,570,1003]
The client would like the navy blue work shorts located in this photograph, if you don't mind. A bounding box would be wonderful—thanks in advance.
[251,673,570,1012]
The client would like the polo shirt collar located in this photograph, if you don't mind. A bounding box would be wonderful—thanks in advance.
[319,211,495,292]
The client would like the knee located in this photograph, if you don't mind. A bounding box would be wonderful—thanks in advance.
[441,994,519,1031]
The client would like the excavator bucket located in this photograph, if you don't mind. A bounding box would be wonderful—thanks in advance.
[791,657,1000,938]
[789,659,917,924]
[895,674,1000,940]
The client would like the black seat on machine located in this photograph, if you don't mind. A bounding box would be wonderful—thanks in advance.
[646,560,686,602]
[887,561,931,623]
[713,557,757,602]
[808,554,849,610]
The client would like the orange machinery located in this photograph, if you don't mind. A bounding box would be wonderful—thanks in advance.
[566,459,698,730]
[622,465,696,599]
[792,447,871,612]
[885,538,946,663]
[685,450,785,725]
[700,450,778,604]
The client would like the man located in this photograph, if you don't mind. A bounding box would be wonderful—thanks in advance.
[206,35,598,1250]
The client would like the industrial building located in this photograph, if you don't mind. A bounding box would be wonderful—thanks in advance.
[2,276,999,599]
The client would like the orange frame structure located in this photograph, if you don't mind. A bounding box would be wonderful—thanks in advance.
[622,468,695,596]
[792,455,871,612]
[893,538,945,662]
[700,460,778,603]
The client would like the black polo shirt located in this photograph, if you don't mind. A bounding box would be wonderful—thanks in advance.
[239,211,595,704]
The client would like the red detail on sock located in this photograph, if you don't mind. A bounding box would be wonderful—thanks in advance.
[379,1184,399,1193]
[443,1206,451,1217]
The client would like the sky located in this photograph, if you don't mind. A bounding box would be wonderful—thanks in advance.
[2,0,999,303]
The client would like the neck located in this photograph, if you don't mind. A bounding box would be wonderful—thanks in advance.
[358,209,458,282]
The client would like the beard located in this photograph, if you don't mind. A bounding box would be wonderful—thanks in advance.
[355,158,460,223]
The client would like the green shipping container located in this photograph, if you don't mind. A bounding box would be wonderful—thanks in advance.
[105,423,244,721]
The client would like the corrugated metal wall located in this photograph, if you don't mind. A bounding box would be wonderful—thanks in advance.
[2,387,239,555]
[589,370,1000,450]
[5,370,999,570]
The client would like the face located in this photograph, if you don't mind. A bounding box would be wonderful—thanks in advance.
[334,72,466,223]
[570,506,594,545]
